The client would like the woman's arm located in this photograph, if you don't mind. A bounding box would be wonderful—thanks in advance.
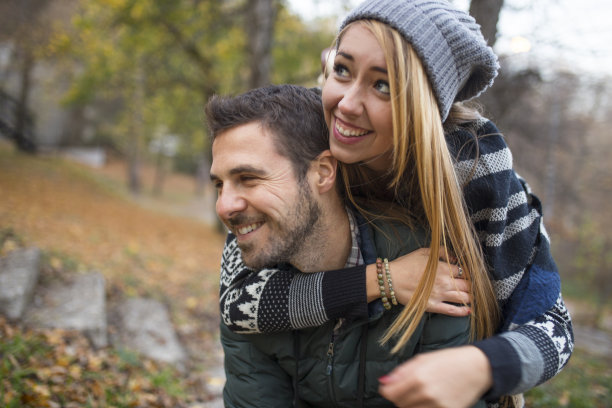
[219,233,367,333]
[367,247,471,315]
[451,120,574,398]
[377,121,574,407]
[474,294,573,399]
[220,233,471,333]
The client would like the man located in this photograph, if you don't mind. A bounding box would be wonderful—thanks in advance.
[207,85,483,407]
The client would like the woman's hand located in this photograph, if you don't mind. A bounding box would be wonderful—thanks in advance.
[378,346,492,408]
[366,247,471,316]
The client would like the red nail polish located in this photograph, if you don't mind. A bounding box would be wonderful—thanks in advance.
[378,375,390,383]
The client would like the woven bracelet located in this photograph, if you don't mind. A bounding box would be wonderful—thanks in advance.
[376,257,391,310]
[384,258,398,306]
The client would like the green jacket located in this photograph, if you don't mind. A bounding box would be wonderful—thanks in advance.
[222,217,485,408]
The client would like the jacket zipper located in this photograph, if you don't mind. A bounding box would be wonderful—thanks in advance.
[326,335,335,375]
[326,327,338,405]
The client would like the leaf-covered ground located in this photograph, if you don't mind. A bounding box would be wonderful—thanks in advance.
[1,316,205,407]
[0,140,225,406]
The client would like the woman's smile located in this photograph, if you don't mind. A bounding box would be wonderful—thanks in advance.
[332,117,372,144]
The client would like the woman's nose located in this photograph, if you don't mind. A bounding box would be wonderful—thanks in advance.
[337,83,364,117]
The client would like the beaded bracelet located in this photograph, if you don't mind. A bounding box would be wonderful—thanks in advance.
[376,257,391,310]
[383,258,398,306]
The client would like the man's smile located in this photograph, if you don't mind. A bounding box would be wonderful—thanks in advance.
[235,221,264,237]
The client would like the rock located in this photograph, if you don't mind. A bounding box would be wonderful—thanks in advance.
[109,297,187,368]
[0,248,41,320]
[24,272,108,348]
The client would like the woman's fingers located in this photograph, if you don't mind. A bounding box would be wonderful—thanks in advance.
[427,301,471,316]
[448,276,470,292]
[387,247,473,315]
[436,246,457,264]
[426,268,472,314]
[427,287,471,314]
[444,288,471,305]
[436,246,468,280]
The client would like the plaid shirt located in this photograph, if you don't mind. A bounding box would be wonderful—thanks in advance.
[344,208,364,268]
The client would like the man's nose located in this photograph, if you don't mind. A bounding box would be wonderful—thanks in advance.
[216,186,247,220]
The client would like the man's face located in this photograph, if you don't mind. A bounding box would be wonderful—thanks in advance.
[210,122,321,269]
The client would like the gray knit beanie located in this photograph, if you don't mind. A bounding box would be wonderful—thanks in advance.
[340,0,499,121]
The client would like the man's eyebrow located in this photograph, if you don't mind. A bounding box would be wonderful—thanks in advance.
[209,165,267,182]
[230,165,266,176]
[336,51,387,74]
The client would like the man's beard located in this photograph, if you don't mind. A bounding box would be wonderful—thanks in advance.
[236,181,322,270]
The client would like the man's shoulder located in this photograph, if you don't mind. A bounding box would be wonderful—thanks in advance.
[350,208,428,260]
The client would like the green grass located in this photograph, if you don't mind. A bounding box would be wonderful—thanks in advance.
[0,331,51,405]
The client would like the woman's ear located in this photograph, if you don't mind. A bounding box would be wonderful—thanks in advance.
[311,150,338,194]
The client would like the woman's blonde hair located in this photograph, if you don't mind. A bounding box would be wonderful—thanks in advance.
[335,20,500,352]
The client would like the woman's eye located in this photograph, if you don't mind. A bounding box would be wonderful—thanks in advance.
[333,63,349,78]
[375,80,390,95]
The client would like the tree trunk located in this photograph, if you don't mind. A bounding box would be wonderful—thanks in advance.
[469,0,504,46]
[13,50,36,153]
[246,0,277,89]
[543,94,560,221]
[200,147,226,233]
[128,63,145,195]
[194,153,210,197]
[152,152,166,196]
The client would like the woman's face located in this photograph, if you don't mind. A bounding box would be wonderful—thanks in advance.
[322,23,393,172]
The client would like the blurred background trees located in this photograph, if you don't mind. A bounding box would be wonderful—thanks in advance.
[0,0,56,152]
[0,0,610,324]
[0,0,334,193]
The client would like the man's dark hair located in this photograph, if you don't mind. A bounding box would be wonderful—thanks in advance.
[205,84,329,180]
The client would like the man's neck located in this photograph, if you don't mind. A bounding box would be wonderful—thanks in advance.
[291,205,352,273]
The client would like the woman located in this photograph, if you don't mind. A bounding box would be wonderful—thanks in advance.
[218,1,573,406]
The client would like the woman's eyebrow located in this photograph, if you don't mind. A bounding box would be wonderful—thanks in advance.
[336,51,354,61]
[336,51,388,74]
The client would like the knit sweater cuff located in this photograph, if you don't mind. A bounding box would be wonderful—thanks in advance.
[473,336,521,401]
[321,265,368,321]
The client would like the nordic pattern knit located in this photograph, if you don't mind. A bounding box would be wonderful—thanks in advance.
[217,119,574,402]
